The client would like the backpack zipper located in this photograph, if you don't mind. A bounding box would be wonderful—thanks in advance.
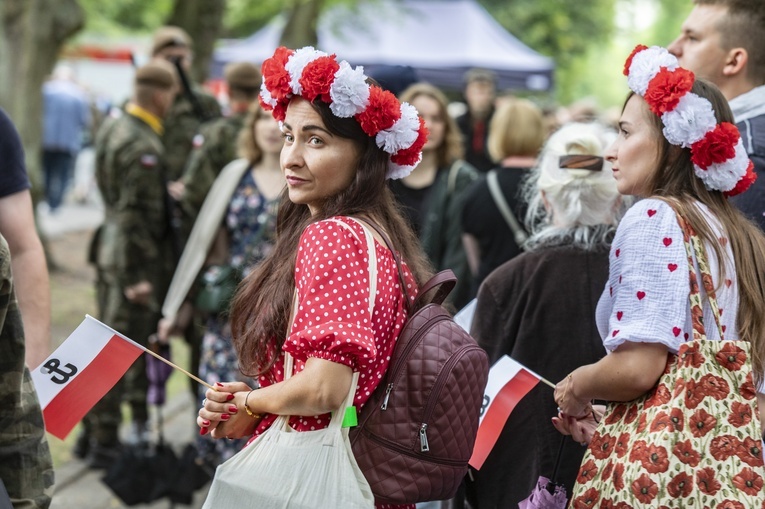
[361,427,466,466]
[380,313,447,410]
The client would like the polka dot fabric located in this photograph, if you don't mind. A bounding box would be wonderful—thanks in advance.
[596,198,739,353]
[251,216,417,509]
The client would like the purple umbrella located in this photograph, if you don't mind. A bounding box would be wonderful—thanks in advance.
[145,341,173,406]
[518,437,568,509]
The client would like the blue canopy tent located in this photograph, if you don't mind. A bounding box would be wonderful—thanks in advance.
[211,0,554,92]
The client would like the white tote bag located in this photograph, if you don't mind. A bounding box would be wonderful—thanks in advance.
[202,218,377,509]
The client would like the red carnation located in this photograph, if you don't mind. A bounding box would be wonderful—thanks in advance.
[299,55,340,103]
[624,44,649,76]
[356,86,401,137]
[258,94,273,112]
[644,67,695,115]
[391,117,428,167]
[691,122,740,169]
[262,46,294,102]
[272,100,288,122]
[725,159,757,197]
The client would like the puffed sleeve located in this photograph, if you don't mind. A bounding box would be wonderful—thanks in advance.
[283,219,377,371]
[602,199,691,353]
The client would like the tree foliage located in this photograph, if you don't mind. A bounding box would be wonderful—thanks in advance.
[76,0,172,34]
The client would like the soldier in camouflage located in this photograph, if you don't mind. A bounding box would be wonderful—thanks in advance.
[83,60,178,468]
[176,61,262,233]
[0,233,54,508]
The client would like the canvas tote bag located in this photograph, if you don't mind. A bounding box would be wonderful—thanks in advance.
[568,211,765,507]
[201,218,378,509]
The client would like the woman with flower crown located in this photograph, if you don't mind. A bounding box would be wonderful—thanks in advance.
[195,46,432,509]
[553,45,765,506]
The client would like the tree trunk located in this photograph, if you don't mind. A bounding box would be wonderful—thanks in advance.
[279,0,325,49]
[167,0,227,83]
[0,0,84,196]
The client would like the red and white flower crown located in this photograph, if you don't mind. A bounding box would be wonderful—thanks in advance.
[258,46,428,180]
[624,44,756,196]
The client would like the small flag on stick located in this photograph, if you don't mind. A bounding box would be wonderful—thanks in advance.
[469,355,553,470]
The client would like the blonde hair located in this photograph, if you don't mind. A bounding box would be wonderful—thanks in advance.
[523,122,629,251]
[488,98,545,161]
[399,82,464,167]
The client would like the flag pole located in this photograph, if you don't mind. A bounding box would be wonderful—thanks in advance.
[539,377,556,389]
[141,345,216,391]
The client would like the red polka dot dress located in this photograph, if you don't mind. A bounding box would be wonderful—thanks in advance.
[250,216,417,509]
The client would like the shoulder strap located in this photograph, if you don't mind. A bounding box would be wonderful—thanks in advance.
[447,159,462,196]
[487,170,528,248]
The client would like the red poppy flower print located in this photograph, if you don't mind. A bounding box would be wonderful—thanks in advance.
[732,467,763,496]
[667,471,694,498]
[612,462,625,491]
[738,437,765,468]
[645,383,671,408]
[577,459,598,484]
[698,373,730,400]
[673,439,701,467]
[697,467,721,496]
[716,501,745,509]
[624,404,638,424]
[669,407,684,431]
[641,444,670,474]
[716,342,747,371]
[601,501,631,509]
[673,377,687,398]
[601,460,614,481]
[710,435,741,461]
[680,341,705,368]
[614,433,630,458]
[691,304,704,334]
[631,473,658,504]
[741,373,757,400]
[629,439,648,463]
[649,411,672,433]
[605,404,627,425]
[729,401,753,428]
[689,408,717,437]
[636,412,648,433]
[590,433,616,460]
[571,488,600,509]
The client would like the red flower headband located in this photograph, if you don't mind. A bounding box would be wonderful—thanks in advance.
[624,44,756,196]
[259,46,428,180]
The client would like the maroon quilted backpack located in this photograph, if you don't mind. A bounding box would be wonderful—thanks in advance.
[350,223,490,505]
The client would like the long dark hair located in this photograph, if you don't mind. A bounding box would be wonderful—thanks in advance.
[633,78,765,384]
[229,98,433,377]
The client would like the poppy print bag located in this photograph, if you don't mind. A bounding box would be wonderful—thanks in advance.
[569,213,765,508]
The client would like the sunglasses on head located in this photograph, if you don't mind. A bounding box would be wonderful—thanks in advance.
[559,154,604,172]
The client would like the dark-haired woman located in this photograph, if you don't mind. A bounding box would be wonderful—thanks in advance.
[196,47,432,509]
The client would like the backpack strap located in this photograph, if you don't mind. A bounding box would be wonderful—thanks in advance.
[486,169,528,247]
[361,219,413,313]
[415,270,456,307]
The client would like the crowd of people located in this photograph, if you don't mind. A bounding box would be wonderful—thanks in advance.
[2,0,765,507]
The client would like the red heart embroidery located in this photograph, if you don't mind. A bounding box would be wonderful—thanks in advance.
[637,291,646,300]
[612,330,619,337]
[616,311,623,321]
[720,237,728,246]
[722,325,727,333]
[667,263,677,272]
[615,248,620,257]
[719,308,723,316]
[672,327,681,337]
[684,333,689,340]
[725,279,732,288]
[647,209,657,217]
[663,238,672,247]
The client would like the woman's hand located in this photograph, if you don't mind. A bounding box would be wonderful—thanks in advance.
[197,382,259,440]
[554,371,591,418]
[552,404,605,445]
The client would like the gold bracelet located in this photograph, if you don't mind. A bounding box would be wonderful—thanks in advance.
[244,390,262,419]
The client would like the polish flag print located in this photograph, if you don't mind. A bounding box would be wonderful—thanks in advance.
[31,315,144,440]
[469,355,541,470]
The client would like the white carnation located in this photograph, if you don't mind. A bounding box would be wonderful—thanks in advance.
[259,83,277,108]
[386,159,418,180]
[284,47,327,96]
[627,46,679,95]
[329,61,370,118]
[375,103,420,154]
[661,93,717,147]
[694,140,749,192]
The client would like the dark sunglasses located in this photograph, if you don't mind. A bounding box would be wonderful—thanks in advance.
[559,154,604,172]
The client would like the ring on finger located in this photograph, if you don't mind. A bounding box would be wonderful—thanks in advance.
[202,398,208,406]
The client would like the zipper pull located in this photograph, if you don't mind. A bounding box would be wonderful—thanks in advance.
[419,423,429,452]
[381,383,393,410]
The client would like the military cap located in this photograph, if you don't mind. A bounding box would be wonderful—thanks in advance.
[135,59,177,89]
[224,62,262,90]
[151,26,192,56]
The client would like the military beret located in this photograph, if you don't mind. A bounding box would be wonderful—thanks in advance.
[151,26,191,56]
[135,59,177,89]
[224,62,262,90]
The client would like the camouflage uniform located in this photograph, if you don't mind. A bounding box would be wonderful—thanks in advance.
[0,234,54,508]
[88,108,175,445]
[179,110,248,229]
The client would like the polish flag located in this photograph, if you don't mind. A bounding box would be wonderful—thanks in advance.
[469,355,541,470]
[31,315,144,440]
